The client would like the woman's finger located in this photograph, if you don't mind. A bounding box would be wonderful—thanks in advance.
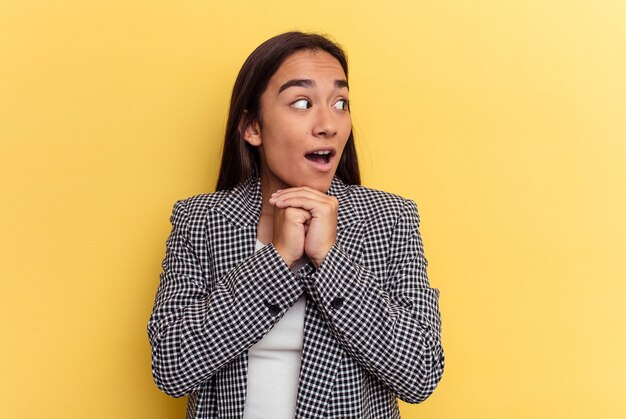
[271,196,338,216]
[270,188,328,203]
[269,188,336,210]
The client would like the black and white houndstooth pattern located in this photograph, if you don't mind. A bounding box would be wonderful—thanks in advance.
[148,176,444,418]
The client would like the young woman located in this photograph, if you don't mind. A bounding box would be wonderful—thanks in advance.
[148,31,444,419]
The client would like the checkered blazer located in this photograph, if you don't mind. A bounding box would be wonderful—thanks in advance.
[148,176,444,418]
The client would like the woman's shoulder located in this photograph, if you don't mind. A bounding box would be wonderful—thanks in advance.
[180,189,229,205]
[349,184,409,205]
[332,177,405,203]
[169,189,231,219]
[341,183,420,220]
[170,177,261,222]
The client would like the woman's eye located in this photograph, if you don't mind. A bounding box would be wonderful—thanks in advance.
[292,99,311,110]
[334,99,350,111]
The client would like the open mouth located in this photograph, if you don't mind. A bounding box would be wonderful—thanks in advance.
[304,150,334,165]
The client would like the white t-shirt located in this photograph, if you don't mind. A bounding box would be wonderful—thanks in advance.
[242,240,307,419]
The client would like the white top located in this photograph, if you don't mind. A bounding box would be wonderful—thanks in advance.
[242,240,307,419]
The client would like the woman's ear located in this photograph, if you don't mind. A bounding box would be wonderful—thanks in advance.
[240,111,262,146]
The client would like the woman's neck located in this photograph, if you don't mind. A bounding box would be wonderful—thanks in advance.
[259,170,287,217]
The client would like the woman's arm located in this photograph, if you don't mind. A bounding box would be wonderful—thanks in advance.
[147,199,304,397]
[302,198,444,403]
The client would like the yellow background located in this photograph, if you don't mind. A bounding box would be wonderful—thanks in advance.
[1,1,624,418]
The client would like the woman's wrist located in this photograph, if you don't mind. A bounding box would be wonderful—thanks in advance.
[273,243,297,268]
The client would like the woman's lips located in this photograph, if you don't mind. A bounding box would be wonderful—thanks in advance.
[304,152,334,172]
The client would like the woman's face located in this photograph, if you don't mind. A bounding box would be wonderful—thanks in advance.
[244,49,352,193]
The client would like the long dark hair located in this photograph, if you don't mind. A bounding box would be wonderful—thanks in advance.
[215,31,360,191]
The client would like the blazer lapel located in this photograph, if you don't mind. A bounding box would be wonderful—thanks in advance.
[213,176,263,230]
[328,176,360,232]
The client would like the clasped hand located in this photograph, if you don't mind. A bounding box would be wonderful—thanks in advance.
[269,187,338,269]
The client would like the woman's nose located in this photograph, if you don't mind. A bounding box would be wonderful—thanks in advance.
[313,106,337,138]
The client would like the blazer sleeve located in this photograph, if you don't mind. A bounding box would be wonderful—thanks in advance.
[302,198,444,403]
[147,199,304,397]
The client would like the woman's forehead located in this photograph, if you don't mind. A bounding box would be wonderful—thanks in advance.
[269,50,347,87]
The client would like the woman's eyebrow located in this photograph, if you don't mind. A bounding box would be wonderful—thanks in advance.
[335,79,349,90]
[278,79,314,93]
[278,79,349,94]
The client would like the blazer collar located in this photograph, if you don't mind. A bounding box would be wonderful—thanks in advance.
[214,176,361,231]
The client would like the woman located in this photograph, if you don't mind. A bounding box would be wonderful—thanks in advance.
[148,31,444,418]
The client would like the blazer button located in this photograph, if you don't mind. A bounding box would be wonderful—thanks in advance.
[264,301,281,315]
[331,297,344,309]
